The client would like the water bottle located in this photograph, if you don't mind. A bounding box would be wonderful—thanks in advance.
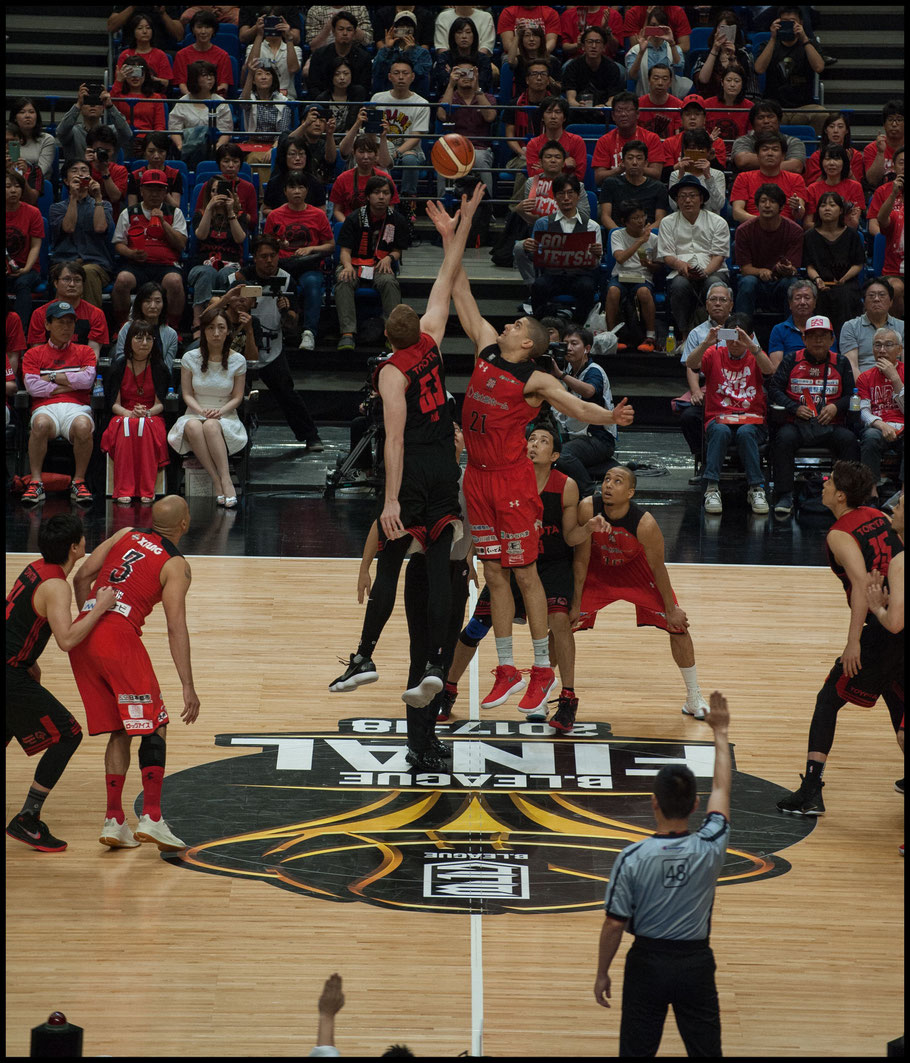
[665,327,676,355]
[849,388,861,412]
[93,378,104,398]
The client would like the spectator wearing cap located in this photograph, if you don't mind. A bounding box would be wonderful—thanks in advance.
[54,79,134,166]
[173,10,234,96]
[371,12,432,93]
[111,169,188,332]
[241,10,302,99]
[657,175,730,341]
[753,6,827,132]
[768,314,859,518]
[282,103,338,186]
[731,101,806,175]
[636,64,684,139]
[168,61,234,165]
[599,140,669,231]
[667,129,726,216]
[685,312,773,515]
[592,92,666,185]
[305,10,372,100]
[855,328,905,504]
[28,262,109,356]
[372,5,437,49]
[6,170,45,328]
[663,96,729,172]
[839,278,905,379]
[731,132,808,225]
[562,26,625,118]
[127,133,185,214]
[20,300,98,507]
[734,184,803,319]
[864,99,904,191]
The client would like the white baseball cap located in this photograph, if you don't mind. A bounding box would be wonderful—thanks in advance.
[804,315,833,332]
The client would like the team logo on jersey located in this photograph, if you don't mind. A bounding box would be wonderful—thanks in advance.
[160,720,815,914]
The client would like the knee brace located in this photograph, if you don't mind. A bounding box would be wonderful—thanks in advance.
[138,731,167,770]
[459,614,492,648]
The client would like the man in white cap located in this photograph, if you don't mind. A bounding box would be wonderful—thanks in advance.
[767,314,860,517]
[20,301,98,507]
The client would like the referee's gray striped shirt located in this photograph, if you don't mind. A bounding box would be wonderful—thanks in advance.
[604,811,730,941]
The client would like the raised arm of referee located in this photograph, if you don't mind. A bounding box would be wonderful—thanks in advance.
[594,691,732,1057]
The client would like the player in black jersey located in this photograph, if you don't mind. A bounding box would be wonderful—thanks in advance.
[6,515,116,851]
[777,462,904,816]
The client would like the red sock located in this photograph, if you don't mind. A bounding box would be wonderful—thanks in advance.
[141,766,164,821]
[105,773,126,824]
[560,687,575,699]
[445,682,458,696]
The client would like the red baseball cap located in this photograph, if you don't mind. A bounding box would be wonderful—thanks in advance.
[140,169,168,186]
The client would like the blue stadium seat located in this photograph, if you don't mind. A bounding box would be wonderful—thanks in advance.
[780,125,818,147]
[688,27,714,52]
[872,232,886,276]
[499,59,514,105]
[748,31,771,54]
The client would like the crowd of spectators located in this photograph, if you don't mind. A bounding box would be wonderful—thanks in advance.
[5,4,905,517]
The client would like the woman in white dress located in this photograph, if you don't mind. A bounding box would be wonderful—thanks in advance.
[167,306,248,506]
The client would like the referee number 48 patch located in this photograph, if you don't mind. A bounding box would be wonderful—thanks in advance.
[662,857,690,888]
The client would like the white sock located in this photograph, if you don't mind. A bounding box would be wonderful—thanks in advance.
[680,665,702,706]
[532,636,550,668]
[495,636,514,667]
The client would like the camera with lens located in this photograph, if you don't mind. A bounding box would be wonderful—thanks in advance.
[94,147,110,163]
[538,340,568,374]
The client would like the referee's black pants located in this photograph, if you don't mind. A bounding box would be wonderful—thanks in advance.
[620,938,722,1057]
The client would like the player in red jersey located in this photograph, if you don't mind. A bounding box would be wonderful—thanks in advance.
[777,462,904,816]
[6,516,117,852]
[68,495,199,851]
[430,207,634,716]
[570,465,712,720]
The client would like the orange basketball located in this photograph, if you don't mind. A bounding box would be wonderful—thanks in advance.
[431,133,476,180]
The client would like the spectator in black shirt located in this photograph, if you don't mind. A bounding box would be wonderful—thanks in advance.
[372,5,436,50]
[431,15,495,98]
[562,26,624,121]
[753,5,826,131]
[188,177,249,334]
[306,9,372,101]
[599,140,670,231]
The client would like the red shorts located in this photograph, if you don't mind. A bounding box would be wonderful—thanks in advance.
[575,570,676,632]
[464,461,543,568]
[69,620,169,736]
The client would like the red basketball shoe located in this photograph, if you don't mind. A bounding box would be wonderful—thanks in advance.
[518,666,558,715]
[481,665,527,708]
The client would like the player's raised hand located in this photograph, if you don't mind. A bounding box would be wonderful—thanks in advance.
[705,691,729,731]
[459,179,486,222]
[425,199,460,241]
[611,396,634,426]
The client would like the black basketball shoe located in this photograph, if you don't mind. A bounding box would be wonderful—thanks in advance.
[895,778,904,795]
[405,747,448,772]
[430,736,452,760]
[436,687,458,722]
[6,811,67,852]
[329,654,379,692]
[549,695,578,734]
[776,774,826,816]
[401,664,445,708]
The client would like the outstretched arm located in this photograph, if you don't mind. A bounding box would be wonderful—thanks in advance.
[531,372,635,428]
[704,692,731,820]
[421,183,487,346]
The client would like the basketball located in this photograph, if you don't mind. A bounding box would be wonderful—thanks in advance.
[431,133,476,180]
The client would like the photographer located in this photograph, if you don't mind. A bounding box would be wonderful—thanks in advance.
[221,234,324,451]
[548,326,618,497]
[753,6,826,131]
[434,62,497,197]
[370,12,432,93]
[188,176,249,336]
[48,160,116,308]
[55,80,133,166]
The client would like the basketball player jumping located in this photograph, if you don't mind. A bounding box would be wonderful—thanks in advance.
[777,462,904,816]
[430,201,634,716]
[570,465,712,720]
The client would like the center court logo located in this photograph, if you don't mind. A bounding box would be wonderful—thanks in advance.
[161,719,815,914]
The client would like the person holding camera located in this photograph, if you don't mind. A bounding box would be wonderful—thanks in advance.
[864,100,904,191]
[48,161,116,309]
[113,11,175,93]
[110,56,168,157]
[685,314,773,515]
[221,234,325,451]
[733,184,803,320]
[262,170,335,350]
[111,169,188,332]
[867,147,905,318]
[55,81,134,167]
[241,10,302,99]
[666,129,726,216]
[434,63,497,198]
[753,6,826,132]
[188,178,249,336]
[370,11,432,93]
[82,127,131,220]
[550,325,619,498]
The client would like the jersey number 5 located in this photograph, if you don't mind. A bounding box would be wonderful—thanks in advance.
[417,366,446,414]
[109,549,145,584]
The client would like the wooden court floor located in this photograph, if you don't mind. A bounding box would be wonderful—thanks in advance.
[5,555,904,1057]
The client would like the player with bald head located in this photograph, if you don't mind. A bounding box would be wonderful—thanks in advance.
[69,495,199,851]
[569,466,712,719]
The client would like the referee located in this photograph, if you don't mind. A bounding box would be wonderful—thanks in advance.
[594,691,731,1056]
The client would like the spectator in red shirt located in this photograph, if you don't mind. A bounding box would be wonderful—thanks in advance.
[637,64,684,138]
[6,311,26,425]
[85,126,130,218]
[212,142,258,229]
[663,97,728,171]
[21,302,98,506]
[734,184,803,319]
[110,57,167,157]
[702,67,753,144]
[28,262,109,356]
[330,134,398,222]
[498,5,562,56]
[856,326,904,503]
[805,145,864,230]
[865,99,904,191]
[263,171,335,347]
[868,147,905,316]
[804,111,865,185]
[114,11,174,94]
[173,10,234,97]
[560,6,624,57]
[592,91,665,183]
[730,132,808,224]
[622,5,691,51]
[6,171,44,328]
[526,96,587,179]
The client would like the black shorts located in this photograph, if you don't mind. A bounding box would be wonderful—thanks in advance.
[380,442,461,547]
[6,665,82,756]
[474,559,574,621]
[118,262,184,288]
[828,622,905,707]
